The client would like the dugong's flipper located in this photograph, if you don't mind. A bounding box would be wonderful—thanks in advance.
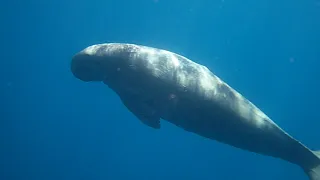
[119,94,161,129]
[306,151,320,180]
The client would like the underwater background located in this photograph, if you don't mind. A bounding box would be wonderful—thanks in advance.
[2,0,320,179]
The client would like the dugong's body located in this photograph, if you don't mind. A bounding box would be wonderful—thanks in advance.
[71,43,320,179]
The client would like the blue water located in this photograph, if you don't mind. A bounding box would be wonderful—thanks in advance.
[2,0,320,179]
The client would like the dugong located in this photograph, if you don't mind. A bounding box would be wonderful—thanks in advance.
[71,43,320,180]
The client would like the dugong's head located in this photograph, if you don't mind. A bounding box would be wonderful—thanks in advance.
[71,43,136,82]
[71,43,179,87]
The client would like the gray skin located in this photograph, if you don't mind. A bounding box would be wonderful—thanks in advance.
[71,43,320,180]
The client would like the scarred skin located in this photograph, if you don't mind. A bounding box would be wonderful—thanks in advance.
[71,43,320,180]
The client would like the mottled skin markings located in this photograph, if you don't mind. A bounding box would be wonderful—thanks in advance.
[71,43,320,180]
[82,43,271,128]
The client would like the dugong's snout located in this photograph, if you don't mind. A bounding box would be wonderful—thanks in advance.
[71,53,107,82]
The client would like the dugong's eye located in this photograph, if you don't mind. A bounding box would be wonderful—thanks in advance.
[93,60,103,66]
[88,60,102,71]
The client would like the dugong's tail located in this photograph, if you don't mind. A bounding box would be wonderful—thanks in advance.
[305,151,320,180]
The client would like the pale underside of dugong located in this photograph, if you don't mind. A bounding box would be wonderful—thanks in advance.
[71,43,320,180]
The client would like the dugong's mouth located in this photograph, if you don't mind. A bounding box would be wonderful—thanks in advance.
[71,53,106,82]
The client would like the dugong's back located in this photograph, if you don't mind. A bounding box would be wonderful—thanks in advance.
[120,44,276,128]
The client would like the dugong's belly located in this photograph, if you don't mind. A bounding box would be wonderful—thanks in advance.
[158,82,292,157]
[162,92,256,144]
